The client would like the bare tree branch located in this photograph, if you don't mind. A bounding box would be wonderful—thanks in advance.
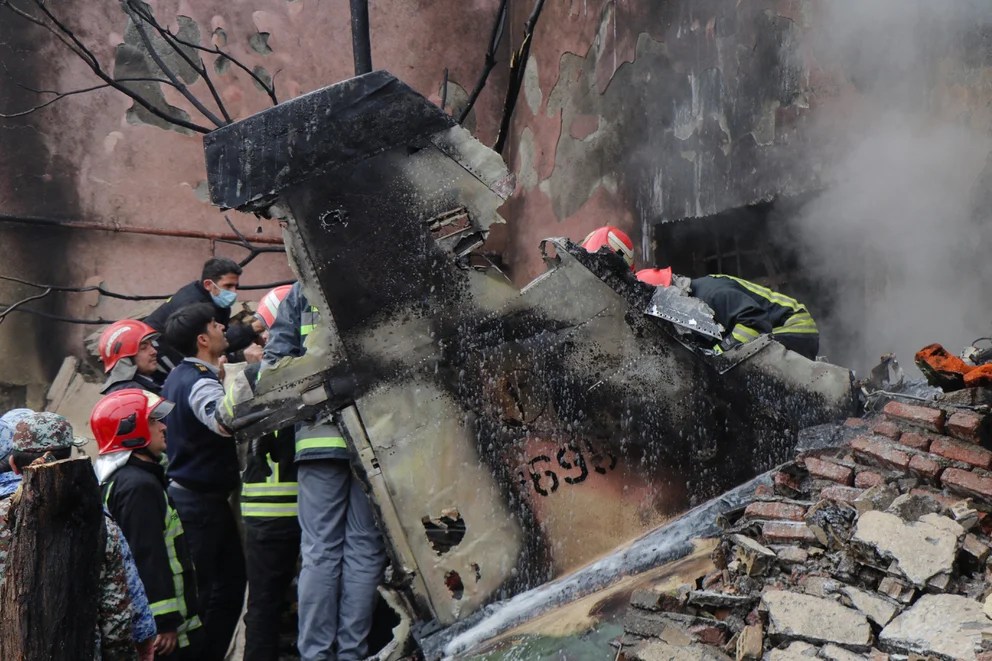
[0,0,213,133]
[121,2,234,120]
[494,0,547,153]
[459,0,509,125]
[0,77,175,118]
[157,26,279,105]
[121,1,226,127]
[217,216,287,267]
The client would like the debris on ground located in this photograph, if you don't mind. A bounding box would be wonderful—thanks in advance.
[616,394,992,661]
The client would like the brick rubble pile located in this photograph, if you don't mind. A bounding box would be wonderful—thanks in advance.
[618,392,992,661]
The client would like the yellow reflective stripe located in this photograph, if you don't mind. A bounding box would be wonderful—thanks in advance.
[222,385,237,419]
[176,615,203,647]
[241,502,299,517]
[731,324,760,343]
[295,436,346,452]
[242,482,299,497]
[714,275,806,313]
[162,499,192,627]
[773,326,819,335]
[774,312,818,334]
[299,325,315,336]
[149,598,181,616]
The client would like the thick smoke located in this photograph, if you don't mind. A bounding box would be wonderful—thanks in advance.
[784,0,992,373]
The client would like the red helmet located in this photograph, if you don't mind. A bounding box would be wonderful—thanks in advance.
[255,284,293,330]
[580,226,635,270]
[90,389,174,455]
[98,320,159,373]
[636,267,673,287]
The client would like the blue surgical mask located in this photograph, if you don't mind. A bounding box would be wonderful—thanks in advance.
[211,287,237,308]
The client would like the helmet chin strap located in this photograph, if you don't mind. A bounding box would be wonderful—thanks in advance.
[134,447,158,461]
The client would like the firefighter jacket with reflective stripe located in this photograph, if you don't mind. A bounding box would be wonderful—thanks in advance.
[162,360,240,493]
[262,283,349,462]
[241,428,301,531]
[102,455,203,644]
[690,275,818,348]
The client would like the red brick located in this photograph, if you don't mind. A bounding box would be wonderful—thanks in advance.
[773,471,803,497]
[688,623,727,646]
[762,521,817,544]
[898,431,934,452]
[803,457,854,485]
[908,454,943,480]
[744,501,807,521]
[753,484,774,498]
[844,417,868,429]
[930,437,992,470]
[855,471,885,488]
[942,468,992,502]
[851,436,911,470]
[871,420,902,440]
[909,487,961,510]
[947,411,986,444]
[819,485,864,502]
[883,401,945,433]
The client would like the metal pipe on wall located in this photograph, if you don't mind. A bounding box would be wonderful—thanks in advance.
[0,213,284,245]
[350,0,373,75]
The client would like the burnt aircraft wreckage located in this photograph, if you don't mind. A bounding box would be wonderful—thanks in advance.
[203,71,857,657]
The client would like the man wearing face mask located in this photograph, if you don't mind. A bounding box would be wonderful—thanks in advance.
[145,257,263,373]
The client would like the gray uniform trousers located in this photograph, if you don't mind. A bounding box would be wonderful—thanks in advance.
[297,458,386,661]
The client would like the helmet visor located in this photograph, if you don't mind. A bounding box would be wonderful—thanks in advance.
[149,399,175,421]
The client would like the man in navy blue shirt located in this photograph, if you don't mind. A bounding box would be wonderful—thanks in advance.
[162,302,245,661]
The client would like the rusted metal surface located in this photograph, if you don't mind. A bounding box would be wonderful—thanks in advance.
[204,71,856,651]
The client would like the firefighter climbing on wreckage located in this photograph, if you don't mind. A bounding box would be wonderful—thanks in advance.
[581,226,820,360]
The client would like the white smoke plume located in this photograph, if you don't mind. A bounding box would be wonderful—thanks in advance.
[784,0,992,374]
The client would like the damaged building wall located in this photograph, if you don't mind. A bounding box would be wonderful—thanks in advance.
[498,0,824,283]
[497,0,992,370]
[0,0,509,401]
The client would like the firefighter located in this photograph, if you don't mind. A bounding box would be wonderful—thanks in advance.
[262,282,385,661]
[161,302,246,661]
[145,257,263,373]
[636,268,820,360]
[579,225,636,270]
[240,284,301,661]
[98,319,163,395]
[92,389,205,660]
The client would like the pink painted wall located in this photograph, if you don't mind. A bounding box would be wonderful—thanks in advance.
[0,0,508,401]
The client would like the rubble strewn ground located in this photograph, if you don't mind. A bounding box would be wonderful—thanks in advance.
[617,392,992,661]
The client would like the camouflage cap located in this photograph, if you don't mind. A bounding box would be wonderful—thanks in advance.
[0,408,33,461]
[12,412,88,453]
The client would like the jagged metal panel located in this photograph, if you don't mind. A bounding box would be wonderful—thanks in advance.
[645,283,724,340]
[202,71,857,639]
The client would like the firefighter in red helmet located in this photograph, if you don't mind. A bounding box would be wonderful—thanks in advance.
[636,268,819,360]
[98,319,163,395]
[580,226,636,270]
[92,389,204,660]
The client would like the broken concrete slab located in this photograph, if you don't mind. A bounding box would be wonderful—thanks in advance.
[818,644,866,661]
[852,511,963,586]
[879,594,992,660]
[885,493,944,522]
[765,641,819,660]
[627,640,734,661]
[839,585,899,627]
[761,591,872,650]
[737,623,763,660]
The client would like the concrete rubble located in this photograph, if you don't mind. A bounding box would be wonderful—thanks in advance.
[617,395,992,661]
